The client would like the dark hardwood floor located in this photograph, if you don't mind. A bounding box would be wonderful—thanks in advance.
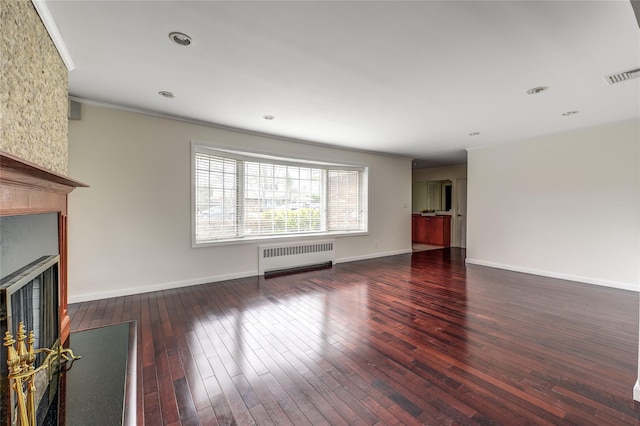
[68,248,640,425]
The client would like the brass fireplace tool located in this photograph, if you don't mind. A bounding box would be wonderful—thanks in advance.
[3,322,80,426]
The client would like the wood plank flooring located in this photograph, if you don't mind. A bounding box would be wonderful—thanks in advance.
[68,248,640,425]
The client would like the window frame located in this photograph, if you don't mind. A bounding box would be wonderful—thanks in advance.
[191,142,369,247]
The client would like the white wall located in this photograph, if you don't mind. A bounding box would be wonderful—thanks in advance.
[467,118,640,290]
[67,104,412,302]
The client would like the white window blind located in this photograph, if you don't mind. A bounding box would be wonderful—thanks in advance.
[194,152,239,242]
[193,145,367,244]
[327,170,361,231]
[243,162,323,236]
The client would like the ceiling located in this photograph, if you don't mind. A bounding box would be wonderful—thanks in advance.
[43,1,640,168]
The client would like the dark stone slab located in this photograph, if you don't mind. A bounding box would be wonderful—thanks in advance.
[61,322,134,426]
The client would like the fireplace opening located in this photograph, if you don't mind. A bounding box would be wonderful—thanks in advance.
[1,255,60,426]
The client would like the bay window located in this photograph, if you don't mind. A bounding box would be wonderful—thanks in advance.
[193,144,368,245]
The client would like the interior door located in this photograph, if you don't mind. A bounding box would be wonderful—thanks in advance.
[455,178,467,248]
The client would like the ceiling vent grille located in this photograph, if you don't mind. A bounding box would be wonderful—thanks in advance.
[604,68,640,85]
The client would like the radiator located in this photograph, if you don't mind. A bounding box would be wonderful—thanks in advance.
[258,240,335,276]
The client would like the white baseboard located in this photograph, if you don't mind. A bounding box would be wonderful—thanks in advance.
[69,254,639,303]
[69,249,416,303]
[68,270,257,303]
[336,248,413,264]
[465,258,640,292]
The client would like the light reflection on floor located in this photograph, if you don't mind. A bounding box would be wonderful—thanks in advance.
[192,279,371,380]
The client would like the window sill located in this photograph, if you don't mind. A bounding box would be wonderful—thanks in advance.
[192,230,369,248]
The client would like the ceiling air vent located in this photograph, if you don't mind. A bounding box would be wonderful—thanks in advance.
[604,68,640,85]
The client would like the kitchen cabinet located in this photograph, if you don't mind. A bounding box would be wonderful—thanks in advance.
[412,214,451,247]
[412,214,428,243]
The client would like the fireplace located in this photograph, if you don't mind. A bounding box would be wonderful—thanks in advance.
[1,256,60,359]
[1,256,61,425]
[0,151,87,425]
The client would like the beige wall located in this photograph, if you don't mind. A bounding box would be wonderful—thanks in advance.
[68,103,413,302]
[467,118,639,290]
[412,164,467,183]
[0,1,68,174]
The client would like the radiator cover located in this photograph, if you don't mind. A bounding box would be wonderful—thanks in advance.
[258,240,335,276]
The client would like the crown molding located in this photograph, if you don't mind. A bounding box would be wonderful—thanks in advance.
[31,0,75,71]
[68,96,414,162]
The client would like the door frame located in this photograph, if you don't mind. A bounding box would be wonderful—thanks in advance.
[453,177,467,249]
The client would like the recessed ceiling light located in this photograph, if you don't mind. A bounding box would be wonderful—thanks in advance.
[263,115,275,120]
[168,32,192,46]
[526,86,548,95]
[562,111,579,116]
[158,91,175,98]
[469,132,480,136]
